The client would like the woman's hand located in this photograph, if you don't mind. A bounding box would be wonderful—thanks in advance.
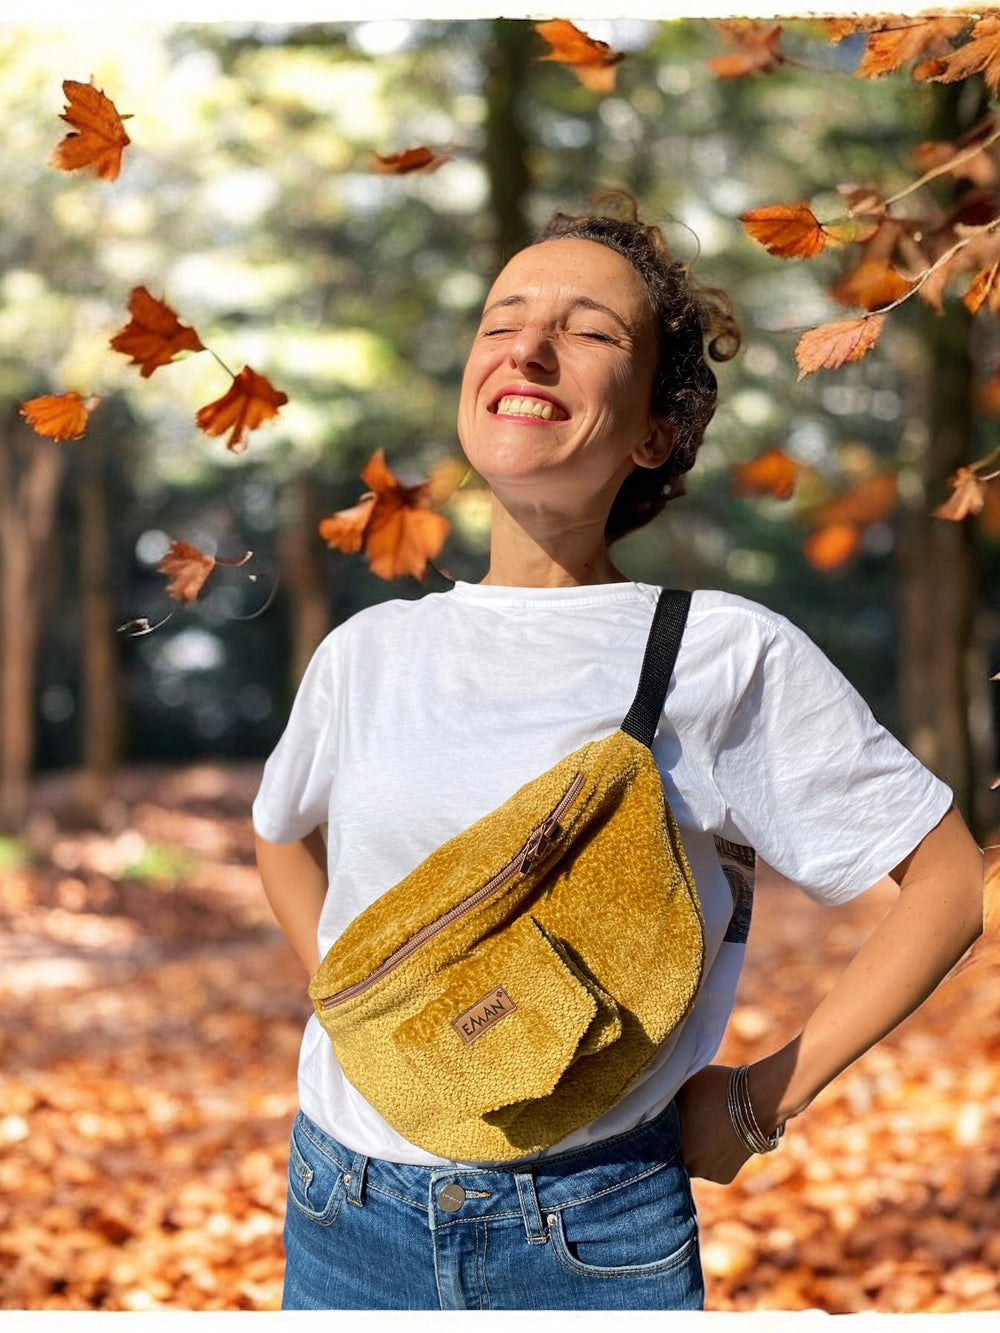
[675,1064,753,1184]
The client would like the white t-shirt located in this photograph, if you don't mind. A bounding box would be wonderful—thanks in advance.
[252,580,952,1166]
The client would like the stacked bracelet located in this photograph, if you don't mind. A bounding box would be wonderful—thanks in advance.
[726,1064,784,1155]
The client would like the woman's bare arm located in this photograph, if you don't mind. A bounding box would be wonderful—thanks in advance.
[678,805,983,1183]
[255,827,329,975]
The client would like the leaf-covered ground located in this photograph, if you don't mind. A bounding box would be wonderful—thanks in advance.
[1,763,997,1312]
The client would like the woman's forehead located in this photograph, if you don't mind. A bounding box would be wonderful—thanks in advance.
[485,238,648,314]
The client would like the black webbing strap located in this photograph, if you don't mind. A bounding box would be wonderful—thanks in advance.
[619,589,691,749]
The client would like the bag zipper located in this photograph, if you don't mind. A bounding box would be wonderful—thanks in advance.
[318,770,586,1011]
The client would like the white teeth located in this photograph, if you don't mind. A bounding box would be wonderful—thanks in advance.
[496,395,560,420]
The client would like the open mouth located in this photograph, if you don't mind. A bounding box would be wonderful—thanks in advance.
[491,393,569,422]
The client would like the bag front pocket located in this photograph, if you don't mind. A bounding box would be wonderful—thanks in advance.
[392,914,620,1118]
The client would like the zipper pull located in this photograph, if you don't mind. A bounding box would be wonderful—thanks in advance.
[518,817,557,875]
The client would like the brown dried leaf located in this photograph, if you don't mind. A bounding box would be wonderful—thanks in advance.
[795,315,885,378]
[370,146,452,175]
[934,466,986,521]
[19,392,101,441]
[914,15,1000,95]
[742,203,829,259]
[803,522,861,570]
[156,541,216,603]
[194,366,288,453]
[831,259,914,311]
[732,448,801,500]
[708,22,785,78]
[50,78,131,181]
[855,15,970,78]
[109,287,205,378]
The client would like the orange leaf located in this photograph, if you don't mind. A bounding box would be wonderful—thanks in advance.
[934,466,986,521]
[156,541,216,603]
[707,21,785,78]
[963,262,1000,314]
[741,204,828,259]
[19,391,101,441]
[319,449,450,581]
[795,315,885,378]
[732,448,801,500]
[803,523,861,571]
[914,15,1000,95]
[49,79,131,181]
[854,16,969,78]
[318,494,377,555]
[534,19,624,90]
[370,146,452,175]
[109,286,205,377]
[914,137,997,189]
[809,471,898,528]
[831,259,914,312]
[195,366,288,453]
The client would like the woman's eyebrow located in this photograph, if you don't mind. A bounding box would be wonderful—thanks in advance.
[481,293,633,333]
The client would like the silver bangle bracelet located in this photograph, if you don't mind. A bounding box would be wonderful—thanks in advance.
[726,1064,784,1154]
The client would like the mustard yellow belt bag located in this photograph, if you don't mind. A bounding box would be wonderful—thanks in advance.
[308,589,704,1161]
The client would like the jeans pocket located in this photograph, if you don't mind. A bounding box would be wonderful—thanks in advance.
[546,1154,699,1279]
[287,1113,347,1226]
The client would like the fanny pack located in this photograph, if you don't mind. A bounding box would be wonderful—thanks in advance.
[308,588,704,1161]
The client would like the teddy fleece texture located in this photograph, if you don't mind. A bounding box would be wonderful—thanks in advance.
[307,727,704,1162]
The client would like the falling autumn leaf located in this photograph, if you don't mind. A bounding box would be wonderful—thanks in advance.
[795,315,885,378]
[109,287,205,377]
[963,262,1000,315]
[853,15,970,78]
[831,259,914,312]
[707,21,786,79]
[808,471,899,529]
[915,15,1000,96]
[49,79,131,181]
[195,366,288,454]
[19,391,101,441]
[370,146,452,175]
[534,19,624,93]
[156,540,254,603]
[732,448,801,500]
[741,204,830,259]
[934,466,987,521]
[803,522,861,571]
[319,448,450,581]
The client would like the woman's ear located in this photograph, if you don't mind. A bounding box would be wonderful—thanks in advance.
[632,419,676,471]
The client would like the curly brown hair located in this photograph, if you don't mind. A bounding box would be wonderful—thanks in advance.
[533,191,740,543]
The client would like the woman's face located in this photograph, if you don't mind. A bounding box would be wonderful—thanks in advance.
[457,238,670,519]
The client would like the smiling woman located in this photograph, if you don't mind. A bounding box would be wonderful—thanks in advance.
[252,191,982,1312]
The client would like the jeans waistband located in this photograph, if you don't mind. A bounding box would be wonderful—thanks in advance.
[292,1100,685,1224]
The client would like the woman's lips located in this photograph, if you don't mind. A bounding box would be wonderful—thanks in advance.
[489,388,569,421]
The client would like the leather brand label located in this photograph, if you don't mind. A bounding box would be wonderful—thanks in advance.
[452,986,517,1045]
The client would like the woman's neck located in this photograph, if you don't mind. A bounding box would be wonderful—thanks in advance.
[480,495,628,588]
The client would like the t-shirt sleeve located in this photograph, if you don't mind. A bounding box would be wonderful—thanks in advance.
[251,634,339,844]
[710,614,953,904]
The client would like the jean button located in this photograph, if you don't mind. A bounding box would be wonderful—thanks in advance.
[437,1183,466,1212]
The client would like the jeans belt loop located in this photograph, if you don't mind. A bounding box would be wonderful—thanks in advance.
[513,1169,547,1244]
[346,1152,368,1207]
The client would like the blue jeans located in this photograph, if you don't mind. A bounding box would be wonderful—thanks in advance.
[282,1100,703,1310]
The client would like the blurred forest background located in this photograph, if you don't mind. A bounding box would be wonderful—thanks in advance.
[1,15,998,1314]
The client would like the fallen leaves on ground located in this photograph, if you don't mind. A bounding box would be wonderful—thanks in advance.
[2,766,997,1311]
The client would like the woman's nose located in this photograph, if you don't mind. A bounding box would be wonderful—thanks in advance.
[507,325,558,374]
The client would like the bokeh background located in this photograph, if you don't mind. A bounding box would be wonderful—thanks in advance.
[1,16,998,1313]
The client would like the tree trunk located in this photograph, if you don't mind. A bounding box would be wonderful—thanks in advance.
[76,430,119,819]
[482,19,533,267]
[896,82,984,831]
[278,473,331,685]
[896,300,978,823]
[0,424,64,832]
